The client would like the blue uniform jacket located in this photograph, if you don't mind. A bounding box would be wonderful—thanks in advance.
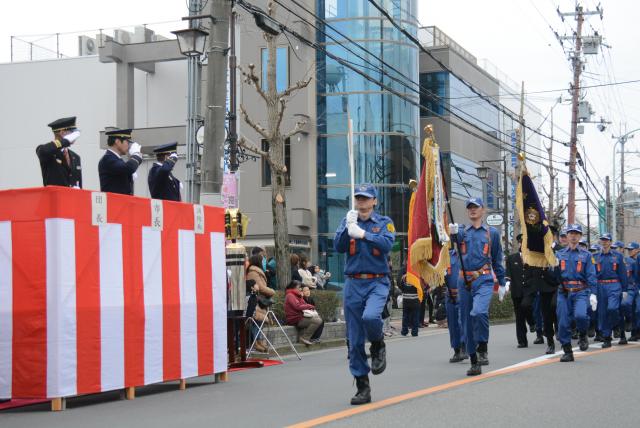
[555,246,598,294]
[334,212,395,275]
[445,249,461,290]
[624,256,637,290]
[453,224,505,286]
[594,250,627,291]
[148,161,181,201]
[98,150,142,195]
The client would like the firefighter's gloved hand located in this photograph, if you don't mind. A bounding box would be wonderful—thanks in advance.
[129,142,142,157]
[348,223,365,239]
[169,152,178,162]
[63,130,81,145]
[590,294,598,312]
[346,210,359,225]
[498,285,507,302]
[505,280,511,293]
[622,291,629,301]
[449,223,459,235]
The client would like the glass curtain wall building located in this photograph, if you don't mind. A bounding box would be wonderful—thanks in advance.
[316,0,420,282]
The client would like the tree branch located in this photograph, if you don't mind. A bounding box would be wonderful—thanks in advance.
[240,104,270,141]
[238,64,269,103]
[275,98,286,134]
[278,77,312,99]
[238,136,269,160]
[284,120,308,141]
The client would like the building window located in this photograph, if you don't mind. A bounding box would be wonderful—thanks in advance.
[261,47,289,92]
[419,71,448,117]
[261,138,291,187]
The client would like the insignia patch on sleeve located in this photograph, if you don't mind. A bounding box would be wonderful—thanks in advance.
[591,257,596,264]
[386,223,395,233]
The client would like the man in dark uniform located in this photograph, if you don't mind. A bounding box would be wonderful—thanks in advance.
[524,254,560,355]
[98,129,143,195]
[506,234,531,348]
[334,184,395,405]
[36,116,82,188]
[148,142,181,201]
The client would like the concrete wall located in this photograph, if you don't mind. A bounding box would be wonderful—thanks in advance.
[0,56,187,195]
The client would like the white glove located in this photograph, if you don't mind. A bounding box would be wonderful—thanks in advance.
[346,210,359,225]
[169,152,178,162]
[590,294,598,312]
[505,280,511,293]
[449,223,459,235]
[498,285,507,302]
[622,291,628,301]
[129,142,142,156]
[63,130,81,144]
[325,271,331,278]
[348,223,365,239]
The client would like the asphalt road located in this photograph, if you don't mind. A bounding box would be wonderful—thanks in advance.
[1,323,638,428]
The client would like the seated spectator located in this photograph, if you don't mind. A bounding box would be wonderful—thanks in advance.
[246,254,275,300]
[302,285,324,342]
[298,254,318,288]
[245,279,267,352]
[284,280,323,345]
[400,274,420,337]
[290,254,303,282]
[310,265,331,290]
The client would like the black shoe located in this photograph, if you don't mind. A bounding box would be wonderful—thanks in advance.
[578,334,589,352]
[594,333,604,342]
[528,324,536,333]
[560,344,574,362]
[571,330,579,340]
[449,350,463,363]
[588,326,596,338]
[467,363,482,376]
[369,340,387,375]
[619,336,628,345]
[460,345,469,360]
[517,342,528,348]
[602,338,612,349]
[545,342,556,355]
[533,336,544,345]
[350,375,371,405]
[477,351,489,366]
[629,331,639,342]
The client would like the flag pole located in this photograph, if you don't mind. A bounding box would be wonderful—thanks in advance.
[347,110,355,210]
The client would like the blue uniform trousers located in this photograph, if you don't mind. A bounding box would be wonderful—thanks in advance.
[401,305,420,336]
[458,274,493,355]
[620,287,638,328]
[557,289,590,345]
[445,293,462,350]
[344,277,389,377]
[597,284,606,332]
[599,282,622,338]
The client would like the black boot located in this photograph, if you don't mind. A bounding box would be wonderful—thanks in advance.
[545,337,556,354]
[571,329,579,340]
[477,343,489,365]
[625,320,632,332]
[578,333,589,351]
[588,325,596,338]
[467,354,481,376]
[449,348,463,363]
[460,343,469,360]
[350,375,371,405]
[629,330,639,342]
[601,337,612,348]
[613,328,620,339]
[533,334,544,345]
[619,330,628,345]
[594,332,604,342]
[560,344,574,362]
[369,340,387,375]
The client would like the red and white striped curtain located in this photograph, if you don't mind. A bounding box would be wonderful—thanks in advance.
[0,187,227,399]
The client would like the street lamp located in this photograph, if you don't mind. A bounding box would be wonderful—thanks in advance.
[477,156,509,254]
[172,23,209,203]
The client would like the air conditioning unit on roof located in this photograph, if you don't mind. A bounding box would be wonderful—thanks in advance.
[78,35,97,56]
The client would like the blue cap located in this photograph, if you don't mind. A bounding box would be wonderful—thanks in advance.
[626,242,640,250]
[590,243,601,251]
[579,238,587,245]
[565,223,583,234]
[354,183,377,199]
[613,240,624,249]
[560,228,567,237]
[599,233,612,241]
[465,197,484,208]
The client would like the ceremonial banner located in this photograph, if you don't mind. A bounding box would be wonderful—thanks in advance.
[515,158,558,267]
[0,187,227,400]
[405,188,423,302]
[409,126,450,286]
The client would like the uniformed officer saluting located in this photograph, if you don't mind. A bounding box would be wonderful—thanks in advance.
[450,197,505,376]
[594,233,627,347]
[148,142,181,201]
[334,184,395,406]
[98,129,143,195]
[36,116,82,188]
[554,224,598,362]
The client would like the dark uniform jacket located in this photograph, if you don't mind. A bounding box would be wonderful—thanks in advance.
[505,252,526,299]
[148,161,181,201]
[36,140,82,188]
[525,265,559,294]
[98,149,142,195]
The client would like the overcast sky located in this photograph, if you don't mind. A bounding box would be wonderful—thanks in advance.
[1,0,638,221]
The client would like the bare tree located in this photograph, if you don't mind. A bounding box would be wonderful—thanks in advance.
[237,1,311,289]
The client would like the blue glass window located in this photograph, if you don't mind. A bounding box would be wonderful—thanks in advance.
[419,72,447,116]
[261,47,288,92]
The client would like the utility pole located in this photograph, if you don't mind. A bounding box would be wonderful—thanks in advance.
[558,4,601,223]
[605,175,611,232]
[619,137,626,241]
[546,105,557,223]
[201,0,230,206]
